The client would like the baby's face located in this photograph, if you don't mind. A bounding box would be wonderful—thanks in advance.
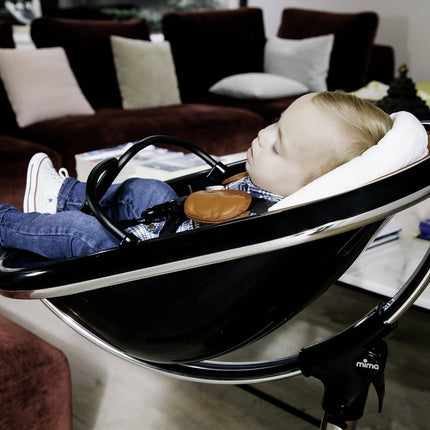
[245,93,346,196]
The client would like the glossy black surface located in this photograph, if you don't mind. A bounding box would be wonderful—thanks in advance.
[48,223,381,363]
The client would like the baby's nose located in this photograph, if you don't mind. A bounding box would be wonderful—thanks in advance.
[258,130,271,147]
[258,123,277,146]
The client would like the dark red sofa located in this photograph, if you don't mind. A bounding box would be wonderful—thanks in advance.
[25,16,264,176]
[0,314,72,429]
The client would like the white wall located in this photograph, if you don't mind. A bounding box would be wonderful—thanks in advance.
[248,0,430,82]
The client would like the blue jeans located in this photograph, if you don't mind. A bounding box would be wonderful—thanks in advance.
[0,177,178,259]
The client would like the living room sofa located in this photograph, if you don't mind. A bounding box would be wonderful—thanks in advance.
[0,7,395,208]
[15,16,263,177]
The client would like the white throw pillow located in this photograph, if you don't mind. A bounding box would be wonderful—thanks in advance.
[111,36,181,109]
[209,72,309,100]
[264,35,334,92]
[0,47,94,128]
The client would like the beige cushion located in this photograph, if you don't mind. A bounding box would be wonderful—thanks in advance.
[264,35,334,92]
[111,35,181,109]
[0,47,94,127]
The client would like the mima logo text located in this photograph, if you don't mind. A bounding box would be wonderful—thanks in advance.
[355,358,379,370]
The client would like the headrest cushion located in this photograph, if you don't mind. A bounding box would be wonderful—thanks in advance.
[269,111,428,211]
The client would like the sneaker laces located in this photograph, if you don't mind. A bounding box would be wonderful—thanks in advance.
[58,167,69,180]
[45,166,69,186]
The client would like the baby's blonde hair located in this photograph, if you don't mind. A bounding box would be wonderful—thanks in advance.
[307,90,393,183]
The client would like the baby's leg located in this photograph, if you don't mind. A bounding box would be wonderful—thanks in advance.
[58,177,179,221]
[0,205,119,259]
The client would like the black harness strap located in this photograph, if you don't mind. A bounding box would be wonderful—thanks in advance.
[119,196,187,229]
[249,197,275,215]
[120,195,274,236]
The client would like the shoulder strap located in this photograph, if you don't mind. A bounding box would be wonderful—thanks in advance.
[249,197,275,214]
[221,172,248,185]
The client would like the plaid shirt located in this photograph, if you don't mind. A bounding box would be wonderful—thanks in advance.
[127,176,283,241]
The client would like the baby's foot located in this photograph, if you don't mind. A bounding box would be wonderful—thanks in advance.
[23,153,69,213]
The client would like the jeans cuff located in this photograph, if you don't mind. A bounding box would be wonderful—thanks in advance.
[0,204,17,247]
[57,177,79,212]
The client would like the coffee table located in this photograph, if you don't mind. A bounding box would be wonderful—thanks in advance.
[340,198,430,310]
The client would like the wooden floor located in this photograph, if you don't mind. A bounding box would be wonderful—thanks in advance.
[1,283,429,429]
[222,284,430,429]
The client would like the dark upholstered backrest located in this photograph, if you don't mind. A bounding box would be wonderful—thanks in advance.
[367,44,395,84]
[162,8,266,102]
[0,20,15,47]
[30,17,151,108]
[277,8,378,91]
[0,20,19,134]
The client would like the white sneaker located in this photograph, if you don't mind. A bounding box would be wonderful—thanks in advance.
[23,153,69,213]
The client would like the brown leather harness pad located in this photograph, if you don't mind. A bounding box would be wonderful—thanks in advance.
[184,189,252,224]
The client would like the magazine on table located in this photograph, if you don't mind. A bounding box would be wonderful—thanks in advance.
[75,143,246,182]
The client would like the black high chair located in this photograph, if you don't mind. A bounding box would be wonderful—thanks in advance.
[1,125,430,429]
